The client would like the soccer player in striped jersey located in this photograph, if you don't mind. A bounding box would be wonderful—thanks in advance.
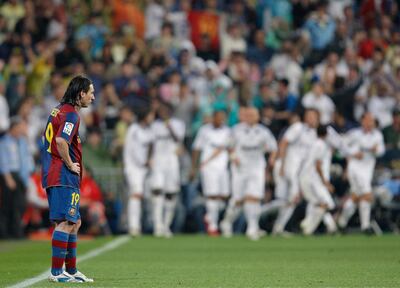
[41,76,94,283]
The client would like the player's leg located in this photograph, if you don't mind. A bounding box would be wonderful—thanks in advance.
[164,193,177,237]
[221,169,244,237]
[273,166,299,235]
[338,171,359,230]
[151,168,165,237]
[359,193,373,232]
[201,169,220,235]
[243,170,265,240]
[127,167,146,236]
[47,187,82,283]
[163,162,181,237]
[319,186,337,233]
[262,160,287,215]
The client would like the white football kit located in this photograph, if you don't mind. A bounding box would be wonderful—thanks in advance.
[300,138,335,209]
[123,123,154,195]
[151,118,185,193]
[192,124,232,197]
[345,128,385,195]
[275,122,317,201]
[231,123,277,200]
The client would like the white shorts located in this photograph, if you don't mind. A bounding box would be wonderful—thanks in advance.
[232,167,265,201]
[273,159,298,201]
[125,165,148,196]
[300,175,335,210]
[151,162,180,193]
[201,167,230,197]
[348,169,373,196]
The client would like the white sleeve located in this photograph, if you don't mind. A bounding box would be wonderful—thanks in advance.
[375,131,385,157]
[263,128,278,152]
[192,127,206,151]
[302,94,312,108]
[283,122,303,143]
[123,125,135,171]
[174,120,186,142]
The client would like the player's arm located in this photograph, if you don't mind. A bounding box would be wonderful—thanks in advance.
[56,137,80,174]
[278,138,288,176]
[190,149,200,181]
[315,159,334,193]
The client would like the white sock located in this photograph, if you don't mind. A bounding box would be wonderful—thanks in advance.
[301,203,314,231]
[359,200,371,230]
[338,198,356,228]
[323,213,337,233]
[304,206,325,235]
[261,199,285,215]
[128,198,141,231]
[244,201,261,235]
[152,194,164,233]
[273,204,295,233]
[164,197,177,231]
[222,198,241,225]
[206,199,219,231]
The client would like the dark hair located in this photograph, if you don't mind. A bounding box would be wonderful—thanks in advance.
[278,78,289,87]
[135,107,152,122]
[317,125,328,137]
[60,75,92,106]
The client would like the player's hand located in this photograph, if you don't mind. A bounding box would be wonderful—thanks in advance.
[325,182,335,194]
[232,157,240,167]
[68,162,81,174]
[189,167,198,181]
[279,164,285,177]
[370,144,378,154]
[353,152,363,160]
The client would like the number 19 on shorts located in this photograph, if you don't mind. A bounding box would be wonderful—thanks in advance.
[71,192,80,206]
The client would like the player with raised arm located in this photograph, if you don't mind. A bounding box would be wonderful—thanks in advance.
[151,101,185,237]
[299,125,338,235]
[338,112,385,234]
[41,75,95,283]
[124,108,155,237]
[220,107,277,240]
[272,109,319,235]
[191,110,232,236]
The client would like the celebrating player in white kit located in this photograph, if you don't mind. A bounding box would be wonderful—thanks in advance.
[123,109,155,236]
[272,109,319,235]
[221,107,277,240]
[151,102,185,237]
[338,112,385,234]
[191,110,232,236]
[299,125,338,235]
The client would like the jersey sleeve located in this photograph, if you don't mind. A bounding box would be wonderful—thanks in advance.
[192,127,206,151]
[374,131,385,157]
[263,128,278,153]
[173,120,186,142]
[56,112,79,144]
[283,122,302,143]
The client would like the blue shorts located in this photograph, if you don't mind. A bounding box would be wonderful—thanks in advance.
[46,186,81,223]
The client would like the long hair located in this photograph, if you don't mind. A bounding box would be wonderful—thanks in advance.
[60,75,92,106]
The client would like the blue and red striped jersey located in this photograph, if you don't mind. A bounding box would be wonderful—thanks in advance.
[41,103,82,189]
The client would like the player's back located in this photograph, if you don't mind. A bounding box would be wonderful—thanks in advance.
[41,103,81,189]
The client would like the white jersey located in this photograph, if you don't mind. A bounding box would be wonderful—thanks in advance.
[232,123,277,170]
[151,118,185,165]
[123,123,154,170]
[345,128,385,175]
[283,122,317,168]
[301,138,332,182]
[192,124,231,170]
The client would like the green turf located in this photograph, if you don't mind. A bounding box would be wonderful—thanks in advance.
[1,235,400,287]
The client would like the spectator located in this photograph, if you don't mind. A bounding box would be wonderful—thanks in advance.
[246,30,274,70]
[383,110,400,150]
[0,117,33,238]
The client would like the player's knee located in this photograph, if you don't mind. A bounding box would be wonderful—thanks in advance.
[152,189,162,196]
[74,219,82,229]
[165,193,176,200]
[361,193,373,202]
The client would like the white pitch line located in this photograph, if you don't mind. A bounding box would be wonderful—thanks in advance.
[7,235,130,288]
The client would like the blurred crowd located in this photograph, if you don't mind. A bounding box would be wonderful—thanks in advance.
[0,0,400,239]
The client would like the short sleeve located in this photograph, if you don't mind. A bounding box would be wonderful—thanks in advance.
[57,112,79,144]
[263,128,278,152]
[192,127,206,150]
[283,122,302,143]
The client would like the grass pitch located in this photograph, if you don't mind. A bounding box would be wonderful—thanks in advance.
[1,235,400,287]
